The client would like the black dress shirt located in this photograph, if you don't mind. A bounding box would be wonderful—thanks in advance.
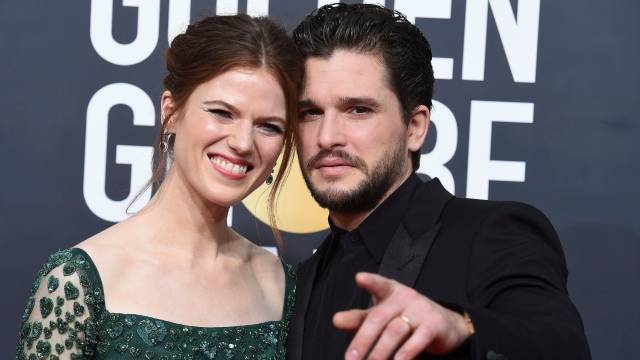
[301,174,422,359]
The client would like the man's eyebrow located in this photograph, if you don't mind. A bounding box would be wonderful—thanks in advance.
[298,99,318,109]
[337,97,381,109]
[299,97,382,110]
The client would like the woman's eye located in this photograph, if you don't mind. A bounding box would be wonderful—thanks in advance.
[207,109,233,119]
[258,123,284,135]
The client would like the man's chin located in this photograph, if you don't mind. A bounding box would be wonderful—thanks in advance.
[314,184,355,196]
[307,181,373,212]
[309,189,355,211]
[311,178,361,194]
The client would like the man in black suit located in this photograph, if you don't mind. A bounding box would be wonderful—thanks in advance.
[287,3,590,360]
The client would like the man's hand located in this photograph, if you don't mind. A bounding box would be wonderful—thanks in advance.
[333,272,472,360]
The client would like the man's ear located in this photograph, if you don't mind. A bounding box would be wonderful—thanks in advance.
[407,105,430,152]
[161,90,177,132]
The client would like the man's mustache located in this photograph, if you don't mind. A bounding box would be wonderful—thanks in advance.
[306,149,367,172]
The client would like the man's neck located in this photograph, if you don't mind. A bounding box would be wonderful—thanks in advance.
[329,170,413,231]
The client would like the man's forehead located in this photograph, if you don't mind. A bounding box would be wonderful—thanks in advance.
[304,49,385,73]
[301,50,393,99]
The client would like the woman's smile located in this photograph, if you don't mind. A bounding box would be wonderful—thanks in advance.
[208,154,254,180]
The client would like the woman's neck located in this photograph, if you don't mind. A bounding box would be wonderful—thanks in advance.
[135,167,240,266]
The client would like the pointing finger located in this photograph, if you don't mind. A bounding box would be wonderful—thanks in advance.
[333,309,369,331]
[355,272,397,302]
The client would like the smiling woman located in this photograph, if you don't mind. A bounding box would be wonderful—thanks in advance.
[161,67,287,207]
[16,14,303,360]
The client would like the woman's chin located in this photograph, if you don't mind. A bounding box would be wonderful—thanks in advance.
[201,185,257,209]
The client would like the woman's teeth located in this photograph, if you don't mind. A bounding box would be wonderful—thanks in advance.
[211,156,248,174]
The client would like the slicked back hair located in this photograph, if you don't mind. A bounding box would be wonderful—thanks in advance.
[292,3,435,171]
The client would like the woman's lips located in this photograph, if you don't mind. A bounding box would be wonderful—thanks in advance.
[208,154,253,180]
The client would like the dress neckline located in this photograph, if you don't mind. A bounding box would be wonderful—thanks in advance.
[70,247,293,330]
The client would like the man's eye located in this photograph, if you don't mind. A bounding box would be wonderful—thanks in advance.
[207,109,232,119]
[299,109,322,121]
[350,106,371,114]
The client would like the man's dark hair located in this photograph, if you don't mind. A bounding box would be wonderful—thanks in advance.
[293,3,434,170]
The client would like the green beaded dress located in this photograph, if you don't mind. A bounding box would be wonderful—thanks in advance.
[17,247,296,359]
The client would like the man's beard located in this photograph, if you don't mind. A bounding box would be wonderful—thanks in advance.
[300,142,407,213]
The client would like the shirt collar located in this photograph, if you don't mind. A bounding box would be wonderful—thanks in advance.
[328,173,423,263]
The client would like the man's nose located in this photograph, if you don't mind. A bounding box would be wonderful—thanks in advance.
[317,112,346,149]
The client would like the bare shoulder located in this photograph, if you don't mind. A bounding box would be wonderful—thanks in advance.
[236,234,285,291]
[77,220,124,250]
[74,217,145,275]
[252,245,284,274]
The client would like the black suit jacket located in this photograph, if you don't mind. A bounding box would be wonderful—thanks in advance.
[287,178,591,359]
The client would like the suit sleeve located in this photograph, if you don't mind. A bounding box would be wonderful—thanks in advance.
[463,202,591,360]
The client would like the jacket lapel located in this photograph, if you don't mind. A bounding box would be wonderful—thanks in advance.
[378,178,453,288]
[378,223,442,287]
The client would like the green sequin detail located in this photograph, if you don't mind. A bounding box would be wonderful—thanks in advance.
[79,274,89,288]
[17,248,296,360]
[68,327,78,340]
[73,302,85,316]
[30,321,42,340]
[124,315,136,326]
[39,297,53,319]
[137,319,167,346]
[47,276,59,293]
[128,346,142,357]
[107,322,124,339]
[74,320,85,332]
[22,297,34,322]
[64,281,79,300]
[63,262,75,276]
[20,321,31,339]
[65,311,75,323]
[56,318,67,334]
[36,340,51,358]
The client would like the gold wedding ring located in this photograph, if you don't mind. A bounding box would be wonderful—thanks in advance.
[399,315,412,329]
